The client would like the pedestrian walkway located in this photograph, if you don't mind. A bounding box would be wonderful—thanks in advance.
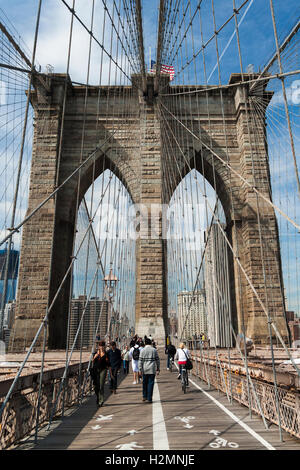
[16,349,300,451]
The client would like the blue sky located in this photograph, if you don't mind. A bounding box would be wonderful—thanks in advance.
[1,0,298,85]
[0,0,299,320]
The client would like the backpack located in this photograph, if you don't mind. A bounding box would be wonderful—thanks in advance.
[132,347,140,360]
[168,344,176,355]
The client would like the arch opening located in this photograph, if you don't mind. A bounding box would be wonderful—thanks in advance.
[166,169,236,348]
[48,168,136,349]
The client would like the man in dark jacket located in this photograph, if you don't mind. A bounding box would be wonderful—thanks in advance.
[165,342,176,370]
[107,341,122,393]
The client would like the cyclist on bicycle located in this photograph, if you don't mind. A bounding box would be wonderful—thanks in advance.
[175,342,191,386]
[165,342,176,370]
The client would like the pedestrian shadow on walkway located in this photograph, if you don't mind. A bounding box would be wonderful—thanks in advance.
[19,372,130,450]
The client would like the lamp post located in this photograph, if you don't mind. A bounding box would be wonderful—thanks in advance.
[103,268,118,338]
[103,268,118,300]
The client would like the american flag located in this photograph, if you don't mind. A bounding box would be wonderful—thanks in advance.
[150,60,175,81]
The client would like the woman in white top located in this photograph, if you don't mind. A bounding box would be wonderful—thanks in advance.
[129,343,142,384]
[174,342,191,385]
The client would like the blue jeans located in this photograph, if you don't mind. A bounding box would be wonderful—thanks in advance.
[142,374,155,402]
[167,354,175,368]
[123,360,129,374]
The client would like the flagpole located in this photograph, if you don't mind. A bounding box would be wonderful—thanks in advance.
[149,46,151,73]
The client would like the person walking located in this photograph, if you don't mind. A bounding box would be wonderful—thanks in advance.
[138,337,160,403]
[175,342,191,386]
[107,341,122,394]
[165,342,176,370]
[137,340,145,383]
[92,340,111,407]
[129,342,141,384]
[122,345,130,374]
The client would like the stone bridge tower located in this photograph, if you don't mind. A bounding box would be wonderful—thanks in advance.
[11,73,289,350]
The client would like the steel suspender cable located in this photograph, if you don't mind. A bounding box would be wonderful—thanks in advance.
[0,0,43,338]
[159,100,300,379]
[269,0,300,198]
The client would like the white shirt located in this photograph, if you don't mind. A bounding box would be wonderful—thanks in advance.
[175,348,190,363]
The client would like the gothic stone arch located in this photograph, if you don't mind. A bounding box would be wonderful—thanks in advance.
[162,74,289,345]
[11,73,289,350]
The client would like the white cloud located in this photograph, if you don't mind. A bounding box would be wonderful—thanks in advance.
[270,80,300,106]
[23,1,132,85]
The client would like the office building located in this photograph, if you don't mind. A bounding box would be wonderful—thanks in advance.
[69,296,109,349]
[204,223,233,347]
[0,249,19,304]
[177,290,207,339]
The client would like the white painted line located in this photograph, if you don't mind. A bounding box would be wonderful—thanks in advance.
[189,376,276,450]
[152,379,169,450]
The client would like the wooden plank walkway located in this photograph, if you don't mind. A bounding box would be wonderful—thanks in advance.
[16,348,300,451]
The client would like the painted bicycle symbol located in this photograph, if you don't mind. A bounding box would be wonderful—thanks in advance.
[209,430,239,449]
[209,437,239,448]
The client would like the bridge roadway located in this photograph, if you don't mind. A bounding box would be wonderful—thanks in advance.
[16,348,300,451]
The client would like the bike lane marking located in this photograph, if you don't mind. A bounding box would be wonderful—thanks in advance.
[188,376,275,450]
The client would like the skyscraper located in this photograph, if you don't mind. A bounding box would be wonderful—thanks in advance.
[204,223,233,347]
[177,290,207,339]
[0,249,19,304]
[69,296,109,349]
[168,310,178,336]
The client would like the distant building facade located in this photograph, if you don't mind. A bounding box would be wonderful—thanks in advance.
[169,311,178,336]
[69,296,109,349]
[3,300,15,329]
[177,290,207,339]
[204,223,233,347]
[286,311,300,347]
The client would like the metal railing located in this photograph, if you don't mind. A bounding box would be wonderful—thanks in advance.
[0,361,92,449]
[171,336,300,440]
